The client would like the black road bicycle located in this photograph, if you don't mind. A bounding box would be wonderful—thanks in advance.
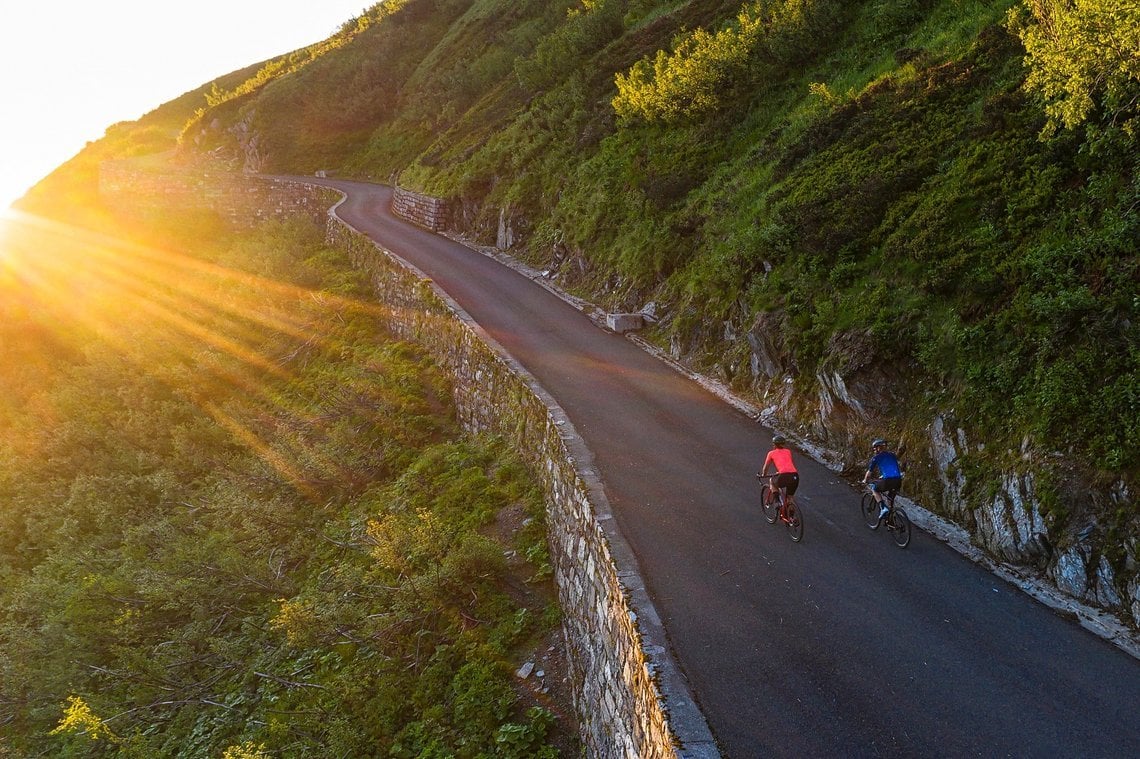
[860,484,911,548]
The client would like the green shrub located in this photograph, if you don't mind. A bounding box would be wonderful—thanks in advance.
[613,3,765,122]
[0,206,569,756]
[1007,0,1140,137]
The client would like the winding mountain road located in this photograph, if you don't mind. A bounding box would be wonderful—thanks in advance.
[301,178,1139,758]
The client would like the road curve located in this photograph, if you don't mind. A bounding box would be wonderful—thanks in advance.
[302,178,1140,758]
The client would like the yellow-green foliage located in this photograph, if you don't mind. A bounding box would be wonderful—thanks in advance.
[222,743,269,759]
[611,0,846,123]
[1008,0,1140,135]
[50,696,116,743]
[612,2,765,122]
[573,0,605,13]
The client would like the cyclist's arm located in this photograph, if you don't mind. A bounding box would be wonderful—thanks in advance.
[760,450,775,477]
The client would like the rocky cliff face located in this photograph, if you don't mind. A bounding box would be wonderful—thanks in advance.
[231,113,266,174]
[182,111,265,174]
[744,311,1138,630]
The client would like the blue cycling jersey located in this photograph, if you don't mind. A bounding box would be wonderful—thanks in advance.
[868,451,902,479]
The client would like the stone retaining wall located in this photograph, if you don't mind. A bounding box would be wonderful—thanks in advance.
[323,210,714,758]
[315,190,716,757]
[391,186,451,231]
[99,161,334,228]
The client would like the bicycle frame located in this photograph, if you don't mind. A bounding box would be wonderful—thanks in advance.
[759,474,803,542]
[859,483,910,548]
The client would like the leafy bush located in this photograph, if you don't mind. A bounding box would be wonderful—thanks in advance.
[613,2,765,122]
[1007,0,1140,136]
[515,0,625,92]
[612,0,850,123]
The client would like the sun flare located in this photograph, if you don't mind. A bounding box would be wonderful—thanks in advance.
[0,207,17,263]
[0,206,397,499]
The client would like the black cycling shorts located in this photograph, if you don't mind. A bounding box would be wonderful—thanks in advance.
[775,472,799,496]
[872,477,902,496]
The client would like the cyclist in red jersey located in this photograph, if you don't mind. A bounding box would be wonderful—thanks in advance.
[759,435,799,499]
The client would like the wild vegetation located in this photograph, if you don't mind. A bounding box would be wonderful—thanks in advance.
[148,0,1135,477]
[0,205,572,756]
[14,0,1138,651]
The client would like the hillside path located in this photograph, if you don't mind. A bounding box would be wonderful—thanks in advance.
[300,178,1140,758]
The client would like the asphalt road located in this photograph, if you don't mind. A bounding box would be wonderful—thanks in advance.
[302,178,1140,758]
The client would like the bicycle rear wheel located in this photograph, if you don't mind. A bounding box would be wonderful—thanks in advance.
[861,493,881,530]
[762,488,779,524]
[888,507,911,548]
[784,499,804,542]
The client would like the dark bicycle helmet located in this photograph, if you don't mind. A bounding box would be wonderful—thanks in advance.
[772,435,787,446]
[871,438,887,449]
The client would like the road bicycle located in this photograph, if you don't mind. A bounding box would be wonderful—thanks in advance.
[860,484,911,548]
[757,474,804,542]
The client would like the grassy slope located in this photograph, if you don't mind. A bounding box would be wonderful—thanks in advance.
[19,0,1137,597]
[0,206,572,756]
[489,2,1129,493]
[313,0,1133,527]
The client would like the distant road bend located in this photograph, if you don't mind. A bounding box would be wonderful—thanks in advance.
[298,178,1140,758]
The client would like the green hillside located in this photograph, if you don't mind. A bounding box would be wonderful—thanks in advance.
[18,1,1139,624]
[0,205,573,755]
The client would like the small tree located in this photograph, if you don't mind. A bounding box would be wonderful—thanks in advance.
[612,6,764,123]
[1008,0,1140,136]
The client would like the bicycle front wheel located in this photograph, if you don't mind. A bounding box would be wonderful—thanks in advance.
[784,500,804,542]
[762,490,779,524]
[889,507,911,548]
[861,493,880,530]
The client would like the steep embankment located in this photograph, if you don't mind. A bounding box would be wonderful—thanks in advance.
[21,0,1140,628]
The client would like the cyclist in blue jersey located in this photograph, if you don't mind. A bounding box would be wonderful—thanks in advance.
[862,438,902,521]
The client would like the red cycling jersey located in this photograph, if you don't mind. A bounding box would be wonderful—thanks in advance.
[762,448,797,474]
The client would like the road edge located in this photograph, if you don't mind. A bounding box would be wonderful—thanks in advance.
[436,227,1140,665]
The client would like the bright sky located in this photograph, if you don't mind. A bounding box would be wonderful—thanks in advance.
[0,1,375,209]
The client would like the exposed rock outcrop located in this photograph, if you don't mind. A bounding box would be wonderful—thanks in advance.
[746,310,789,380]
[745,303,1136,629]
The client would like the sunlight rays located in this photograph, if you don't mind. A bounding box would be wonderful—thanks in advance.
[0,207,406,501]
[202,400,320,502]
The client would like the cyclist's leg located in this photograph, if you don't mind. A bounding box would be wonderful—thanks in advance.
[871,480,889,516]
[881,479,902,508]
[774,474,788,514]
[776,473,797,501]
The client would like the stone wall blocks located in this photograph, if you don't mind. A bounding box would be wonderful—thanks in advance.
[198,178,707,758]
